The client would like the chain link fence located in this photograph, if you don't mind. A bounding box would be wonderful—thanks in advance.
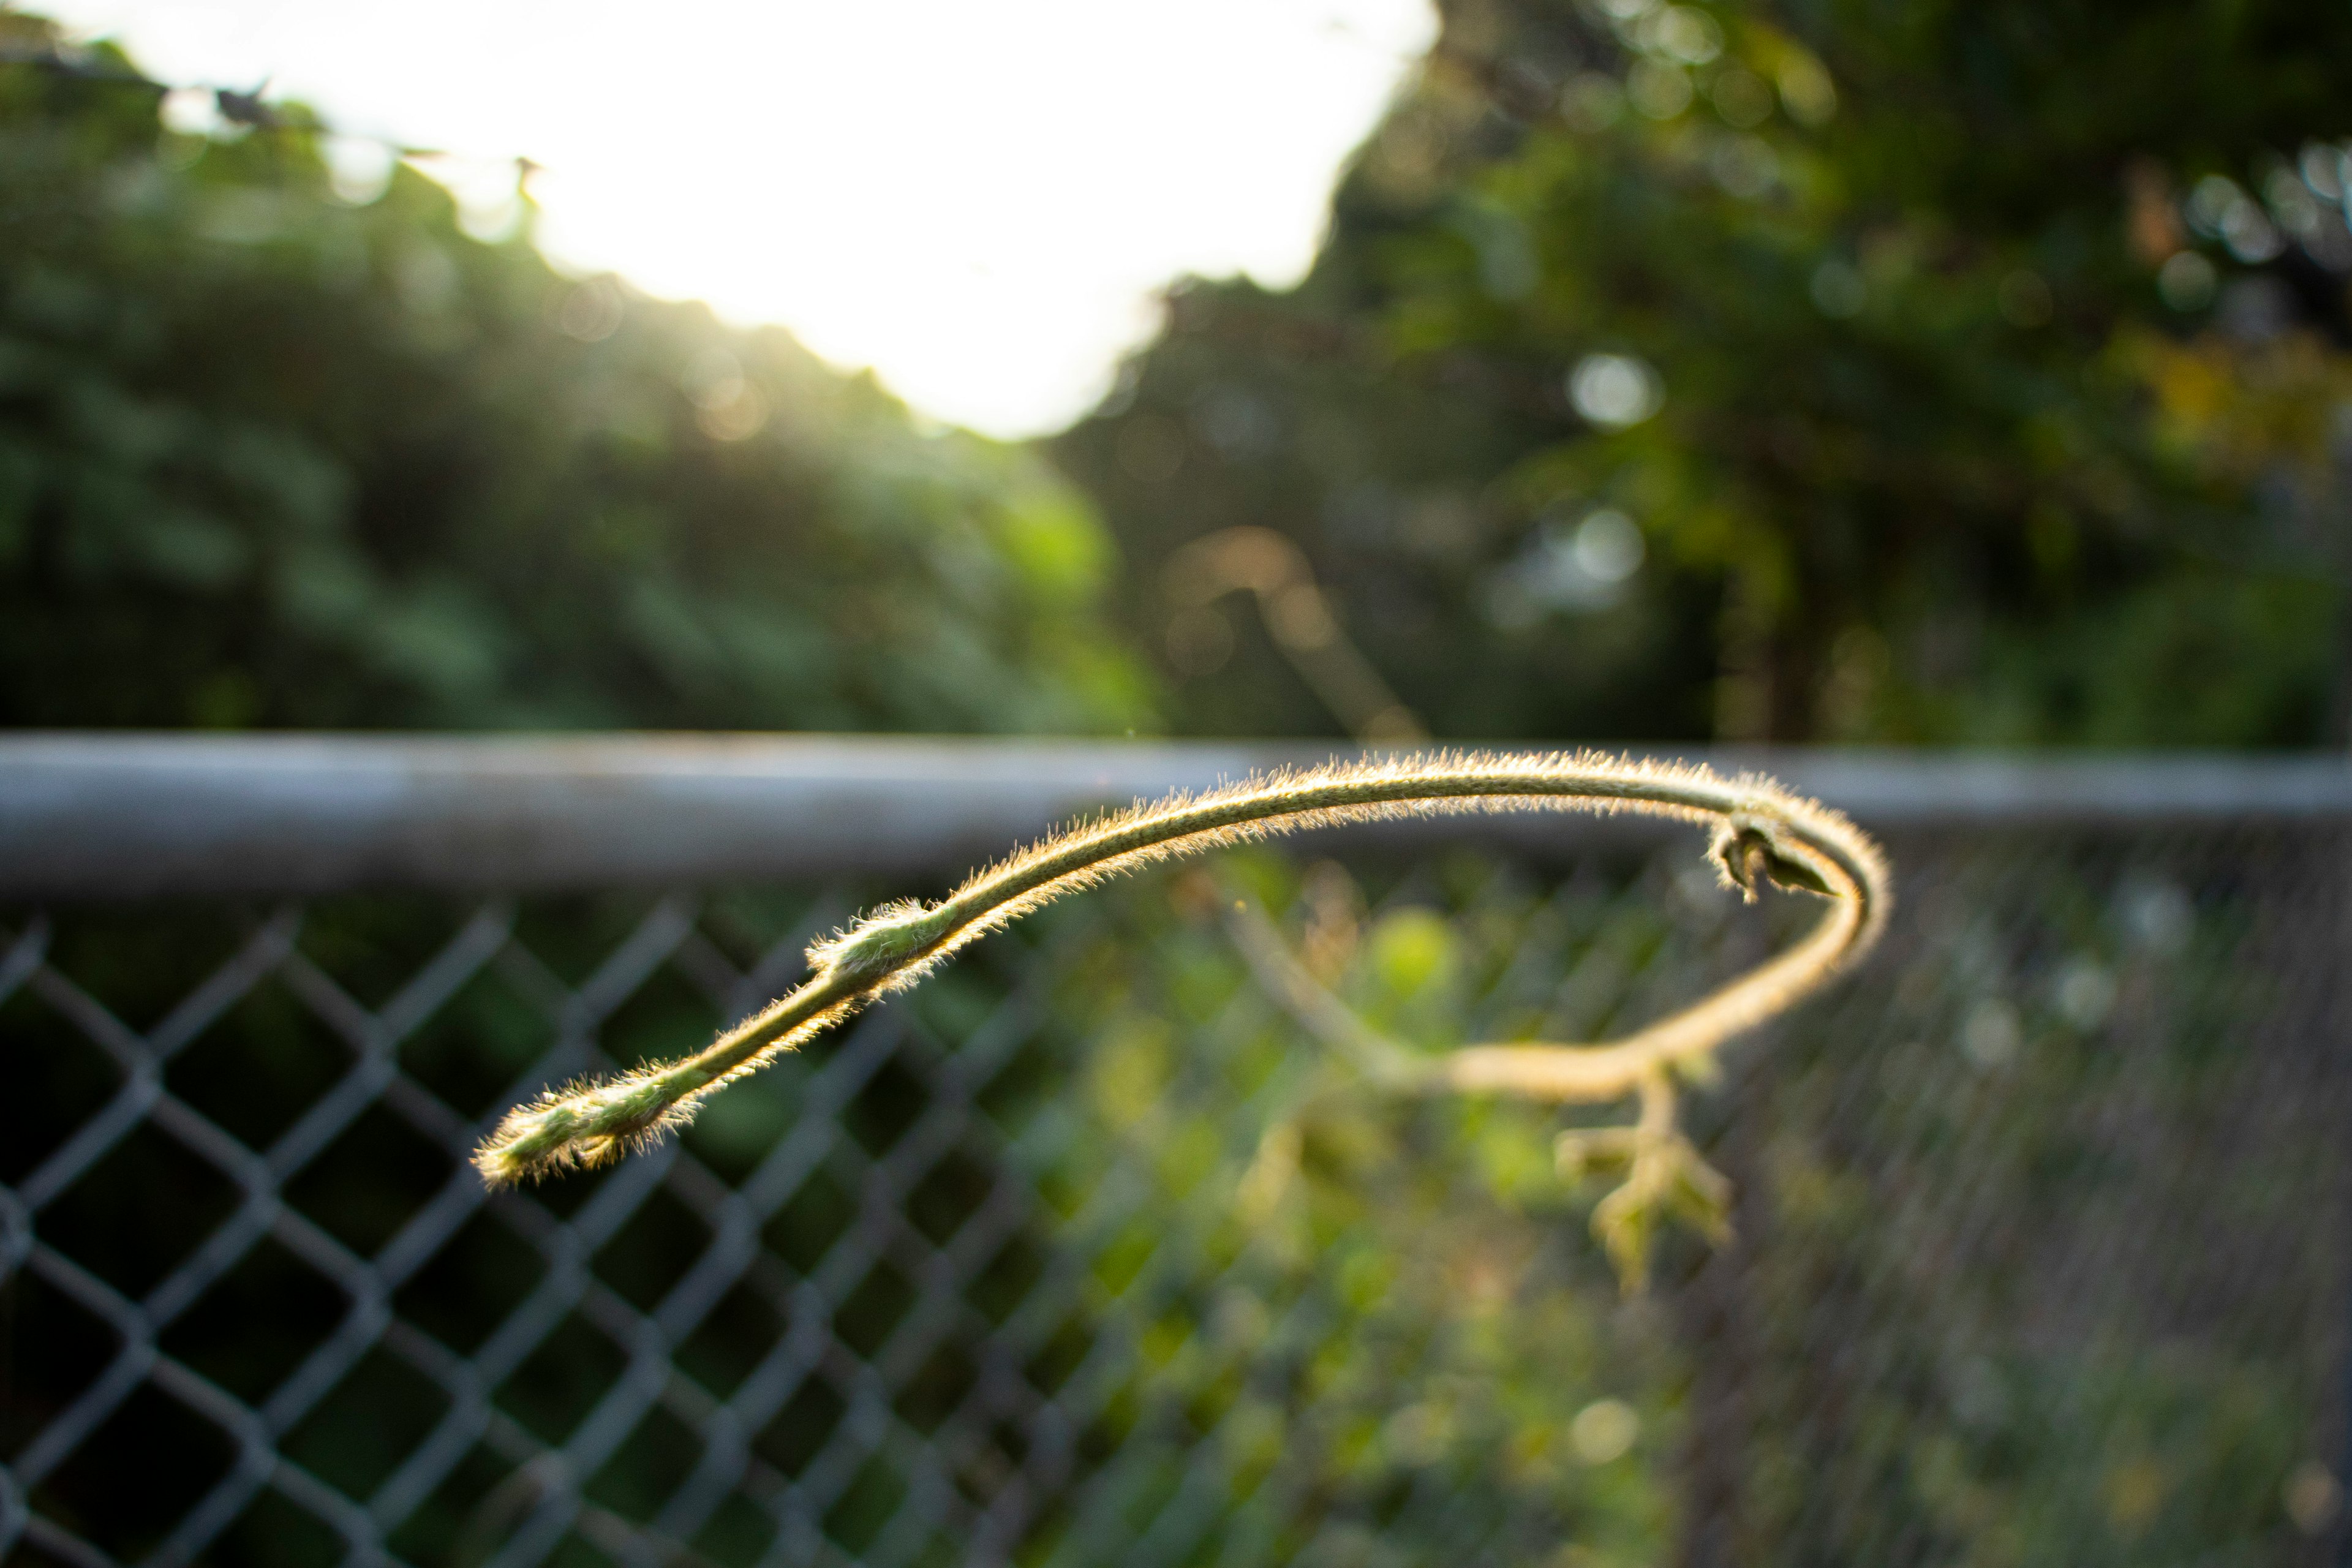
[3,739,2348,1568]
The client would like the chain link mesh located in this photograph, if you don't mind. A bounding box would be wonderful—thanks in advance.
[2,818,2346,1567]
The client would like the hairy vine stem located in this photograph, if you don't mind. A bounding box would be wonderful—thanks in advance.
[473,750,1890,1186]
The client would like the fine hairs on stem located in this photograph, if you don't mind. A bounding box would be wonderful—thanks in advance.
[472,750,1891,1188]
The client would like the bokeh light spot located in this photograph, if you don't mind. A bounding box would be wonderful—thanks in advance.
[1569,353,1664,428]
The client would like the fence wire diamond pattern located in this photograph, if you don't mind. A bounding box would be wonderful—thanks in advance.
[3,822,2349,1568]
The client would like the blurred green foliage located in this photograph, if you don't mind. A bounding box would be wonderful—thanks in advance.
[0,13,1153,733]
[1057,0,2352,745]
[1012,849,1693,1565]
[14,0,2348,750]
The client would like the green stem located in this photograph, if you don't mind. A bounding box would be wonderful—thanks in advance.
[473,750,1889,1185]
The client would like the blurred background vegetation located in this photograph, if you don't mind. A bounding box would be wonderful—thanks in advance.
[1060,0,2352,747]
[4,1,2351,748]
[0,10,1147,735]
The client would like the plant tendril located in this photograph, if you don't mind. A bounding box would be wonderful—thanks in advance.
[473,750,1889,1186]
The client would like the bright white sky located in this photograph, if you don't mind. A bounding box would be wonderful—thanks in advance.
[39,0,1436,437]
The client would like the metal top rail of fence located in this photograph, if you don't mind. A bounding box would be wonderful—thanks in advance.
[4,734,2350,1568]
[3,732,2347,896]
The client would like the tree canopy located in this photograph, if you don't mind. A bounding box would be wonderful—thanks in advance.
[7,2,2349,749]
[0,14,1153,734]
[1056,0,2352,746]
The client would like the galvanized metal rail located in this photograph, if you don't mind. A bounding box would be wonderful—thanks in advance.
[2,733,2347,899]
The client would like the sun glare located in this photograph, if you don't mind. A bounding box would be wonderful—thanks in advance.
[39,0,1437,436]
